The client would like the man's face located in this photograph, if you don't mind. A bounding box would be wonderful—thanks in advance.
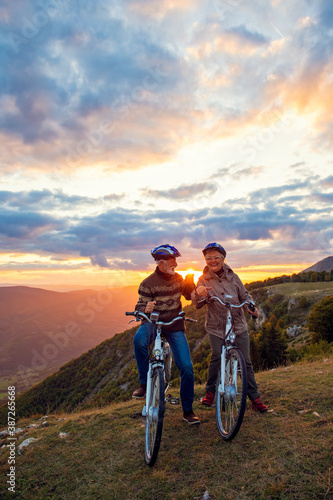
[204,249,224,273]
[159,257,178,275]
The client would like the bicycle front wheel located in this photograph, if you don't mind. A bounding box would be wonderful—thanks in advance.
[215,348,247,441]
[144,366,165,466]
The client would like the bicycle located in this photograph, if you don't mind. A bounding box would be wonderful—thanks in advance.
[197,295,257,441]
[125,309,197,466]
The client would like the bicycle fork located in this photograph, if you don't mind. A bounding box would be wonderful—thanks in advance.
[217,345,227,396]
[142,330,163,417]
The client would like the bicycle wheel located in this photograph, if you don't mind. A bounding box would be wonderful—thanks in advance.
[215,348,247,441]
[144,366,165,466]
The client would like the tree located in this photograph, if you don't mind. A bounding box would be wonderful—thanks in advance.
[310,272,318,282]
[298,296,309,308]
[257,321,288,370]
[307,296,333,343]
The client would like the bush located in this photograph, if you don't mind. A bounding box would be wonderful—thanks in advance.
[307,296,333,343]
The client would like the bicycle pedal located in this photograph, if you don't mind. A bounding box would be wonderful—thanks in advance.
[166,394,179,405]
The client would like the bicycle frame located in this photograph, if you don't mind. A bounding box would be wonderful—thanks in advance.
[143,315,166,418]
[217,303,237,400]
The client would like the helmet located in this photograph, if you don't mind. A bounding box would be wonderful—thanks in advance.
[151,244,181,260]
[202,242,226,257]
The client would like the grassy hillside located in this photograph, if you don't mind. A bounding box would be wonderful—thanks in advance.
[0,357,332,499]
[267,281,333,299]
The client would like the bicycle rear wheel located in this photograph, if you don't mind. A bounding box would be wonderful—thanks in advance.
[215,348,247,441]
[144,366,165,466]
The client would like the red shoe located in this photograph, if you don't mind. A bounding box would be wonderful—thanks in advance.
[201,391,215,407]
[251,397,268,413]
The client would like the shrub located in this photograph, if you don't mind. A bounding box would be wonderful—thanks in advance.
[307,296,333,343]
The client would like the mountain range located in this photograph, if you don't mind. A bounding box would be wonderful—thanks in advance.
[0,285,139,396]
[302,255,333,273]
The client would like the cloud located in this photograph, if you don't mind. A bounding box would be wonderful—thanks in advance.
[1,0,332,175]
[0,1,332,279]
[142,182,217,200]
[90,254,110,268]
[1,173,332,268]
[0,189,125,210]
[0,209,59,241]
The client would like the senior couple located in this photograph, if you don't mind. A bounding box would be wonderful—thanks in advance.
[132,243,267,426]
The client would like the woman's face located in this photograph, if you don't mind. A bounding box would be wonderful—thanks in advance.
[204,249,224,273]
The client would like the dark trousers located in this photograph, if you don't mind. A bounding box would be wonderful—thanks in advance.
[206,331,260,401]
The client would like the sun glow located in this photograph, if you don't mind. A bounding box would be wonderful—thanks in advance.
[178,268,202,283]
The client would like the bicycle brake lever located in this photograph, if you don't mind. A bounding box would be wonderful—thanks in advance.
[247,302,258,319]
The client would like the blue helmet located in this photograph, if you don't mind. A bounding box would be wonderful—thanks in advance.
[202,242,226,257]
[151,244,181,260]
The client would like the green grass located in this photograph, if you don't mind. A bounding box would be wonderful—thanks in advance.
[1,356,332,500]
[268,281,333,298]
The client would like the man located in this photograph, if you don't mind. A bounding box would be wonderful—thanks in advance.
[132,244,200,425]
[194,242,268,413]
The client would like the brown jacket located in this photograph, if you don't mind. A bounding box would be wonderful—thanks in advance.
[195,264,254,338]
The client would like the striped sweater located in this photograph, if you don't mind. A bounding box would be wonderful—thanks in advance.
[135,267,194,331]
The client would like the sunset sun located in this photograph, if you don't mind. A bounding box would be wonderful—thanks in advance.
[178,268,202,284]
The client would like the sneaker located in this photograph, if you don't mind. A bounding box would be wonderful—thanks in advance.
[183,411,200,425]
[132,384,146,399]
[251,397,268,413]
[201,391,215,407]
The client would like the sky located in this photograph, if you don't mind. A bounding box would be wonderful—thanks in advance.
[0,0,332,290]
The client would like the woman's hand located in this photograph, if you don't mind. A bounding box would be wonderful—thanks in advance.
[246,304,259,318]
[195,286,212,297]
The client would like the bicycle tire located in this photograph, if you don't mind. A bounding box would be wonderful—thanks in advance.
[144,366,165,466]
[215,348,247,441]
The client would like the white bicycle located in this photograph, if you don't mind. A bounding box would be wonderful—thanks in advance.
[126,310,196,466]
[197,295,256,441]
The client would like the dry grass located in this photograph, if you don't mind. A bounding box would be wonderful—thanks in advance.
[1,357,332,499]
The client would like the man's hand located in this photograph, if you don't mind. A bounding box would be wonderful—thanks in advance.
[184,273,195,286]
[195,286,212,297]
[145,301,156,313]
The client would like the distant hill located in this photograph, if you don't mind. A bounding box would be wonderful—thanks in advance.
[0,285,139,397]
[302,255,333,273]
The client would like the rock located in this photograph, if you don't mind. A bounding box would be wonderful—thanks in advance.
[17,438,38,455]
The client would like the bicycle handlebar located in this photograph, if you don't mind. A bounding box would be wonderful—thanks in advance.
[125,310,197,325]
[197,294,257,318]
[207,295,249,308]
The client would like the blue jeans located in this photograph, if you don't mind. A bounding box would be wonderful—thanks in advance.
[133,322,194,412]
